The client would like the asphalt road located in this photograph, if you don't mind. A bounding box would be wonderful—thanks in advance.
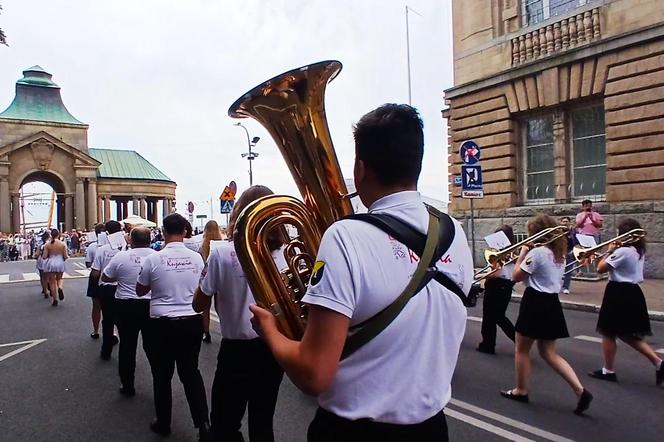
[1,274,663,441]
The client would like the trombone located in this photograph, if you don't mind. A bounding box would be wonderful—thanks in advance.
[563,228,646,275]
[474,226,568,282]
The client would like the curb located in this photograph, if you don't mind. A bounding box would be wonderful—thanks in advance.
[509,294,664,322]
[0,275,88,285]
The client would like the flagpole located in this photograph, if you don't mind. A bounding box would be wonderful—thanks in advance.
[405,6,422,106]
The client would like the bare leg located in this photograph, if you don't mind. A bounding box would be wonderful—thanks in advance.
[537,340,584,396]
[601,336,618,371]
[47,274,58,303]
[513,333,534,395]
[620,336,663,367]
[92,298,102,334]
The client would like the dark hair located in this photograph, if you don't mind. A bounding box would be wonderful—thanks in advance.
[561,216,571,222]
[353,104,424,186]
[617,218,646,258]
[228,185,283,251]
[105,220,122,234]
[163,213,188,236]
[184,220,193,238]
[49,229,59,244]
[527,214,566,263]
[496,225,515,244]
[581,199,592,206]
[94,223,105,235]
[41,231,50,242]
[130,227,152,248]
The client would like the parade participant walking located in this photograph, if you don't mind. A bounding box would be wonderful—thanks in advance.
[137,213,210,441]
[590,218,664,385]
[86,223,105,339]
[194,186,285,442]
[42,229,68,307]
[199,220,223,344]
[102,227,156,396]
[501,214,592,415]
[36,231,50,298]
[250,104,473,442]
[91,220,125,360]
[477,225,516,355]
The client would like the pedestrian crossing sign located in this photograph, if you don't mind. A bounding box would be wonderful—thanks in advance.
[220,199,235,214]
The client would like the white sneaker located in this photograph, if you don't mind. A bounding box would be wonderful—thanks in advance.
[562,289,570,295]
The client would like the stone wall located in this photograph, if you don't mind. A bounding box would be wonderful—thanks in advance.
[0,119,88,152]
[451,201,664,278]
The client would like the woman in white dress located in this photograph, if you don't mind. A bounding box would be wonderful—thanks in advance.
[36,231,50,298]
[42,229,68,306]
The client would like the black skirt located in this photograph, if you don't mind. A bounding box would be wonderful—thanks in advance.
[86,273,100,298]
[515,287,569,340]
[597,281,652,339]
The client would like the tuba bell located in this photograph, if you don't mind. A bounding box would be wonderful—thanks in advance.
[228,60,353,340]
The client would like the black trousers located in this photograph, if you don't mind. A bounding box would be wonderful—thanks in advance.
[115,299,150,388]
[210,338,284,442]
[145,315,209,428]
[99,285,117,356]
[479,278,515,350]
[308,407,448,442]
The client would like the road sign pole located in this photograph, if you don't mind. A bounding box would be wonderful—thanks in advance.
[470,198,476,267]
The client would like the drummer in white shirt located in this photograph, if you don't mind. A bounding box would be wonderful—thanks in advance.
[136,213,210,440]
[101,227,155,397]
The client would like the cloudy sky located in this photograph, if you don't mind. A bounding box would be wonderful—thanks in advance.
[0,0,455,224]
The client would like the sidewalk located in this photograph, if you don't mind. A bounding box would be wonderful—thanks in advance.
[511,279,664,321]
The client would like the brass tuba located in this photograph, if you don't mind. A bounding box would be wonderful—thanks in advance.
[228,60,353,340]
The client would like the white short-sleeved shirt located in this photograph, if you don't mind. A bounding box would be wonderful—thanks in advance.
[92,244,125,286]
[607,246,644,284]
[103,248,156,300]
[300,191,471,425]
[137,241,204,318]
[497,262,515,281]
[519,246,564,293]
[200,241,288,339]
[85,242,98,266]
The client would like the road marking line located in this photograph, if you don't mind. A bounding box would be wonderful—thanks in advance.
[449,399,575,442]
[467,316,482,323]
[0,338,47,363]
[0,274,9,283]
[445,408,535,442]
[574,335,603,343]
[21,272,40,281]
[656,348,664,355]
[74,262,86,270]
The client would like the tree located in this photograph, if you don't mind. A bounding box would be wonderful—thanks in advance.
[0,4,7,46]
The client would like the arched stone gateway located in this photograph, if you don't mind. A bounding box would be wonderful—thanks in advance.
[0,66,176,233]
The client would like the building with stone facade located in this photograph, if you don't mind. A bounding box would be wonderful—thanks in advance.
[0,66,176,233]
[444,0,664,277]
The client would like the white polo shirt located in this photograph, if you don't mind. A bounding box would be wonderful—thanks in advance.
[103,247,156,300]
[301,191,471,425]
[607,246,644,283]
[200,241,287,340]
[137,241,204,318]
[519,246,564,293]
[92,243,125,286]
[85,242,98,266]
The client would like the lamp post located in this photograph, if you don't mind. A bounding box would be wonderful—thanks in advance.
[235,122,261,186]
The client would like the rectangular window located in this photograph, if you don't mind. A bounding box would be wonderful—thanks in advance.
[524,116,555,201]
[571,106,606,198]
[522,0,590,26]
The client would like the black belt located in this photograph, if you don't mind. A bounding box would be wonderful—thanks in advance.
[152,314,199,321]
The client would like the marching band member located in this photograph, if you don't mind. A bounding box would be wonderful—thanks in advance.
[136,213,210,440]
[501,214,592,415]
[193,185,285,442]
[101,227,156,396]
[42,229,68,307]
[591,218,663,385]
[36,230,50,299]
[477,225,516,355]
[198,220,223,344]
[86,223,105,339]
[250,104,473,442]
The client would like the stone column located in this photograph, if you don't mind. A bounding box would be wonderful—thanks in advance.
[75,179,86,229]
[97,197,103,226]
[553,110,569,202]
[11,194,20,233]
[87,180,98,229]
[122,201,129,220]
[0,178,10,233]
[132,197,139,215]
[146,200,153,222]
[65,195,74,231]
[140,198,147,219]
[162,199,169,219]
[104,196,111,222]
[116,200,123,221]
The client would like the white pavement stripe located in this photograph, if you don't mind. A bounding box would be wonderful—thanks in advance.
[21,272,40,281]
[467,316,482,323]
[63,269,90,278]
[449,399,576,442]
[0,274,9,283]
[0,339,47,363]
[574,335,603,343]
[444,408,535,442]
[656,349,664,355]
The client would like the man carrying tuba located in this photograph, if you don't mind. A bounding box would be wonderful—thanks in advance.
[250,104,473,442]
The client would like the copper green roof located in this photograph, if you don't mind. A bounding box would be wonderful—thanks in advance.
[0,66,86,125]
[89,148,173,182]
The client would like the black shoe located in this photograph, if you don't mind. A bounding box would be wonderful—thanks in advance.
[588,369,618,382]
[202,333,211,344]
[100,352,111,361]
[198,422,211,442]
[476,344,495,355]
[58,288,64,301]
[112,335,119,345]
[51,299,58,307]
[574,389,593,415]
[43,292,48,299]
[500,389,529,403]
[119,385,136,397]
[150,419,171,436]
[656,361,664,386]
[90,332,100,339]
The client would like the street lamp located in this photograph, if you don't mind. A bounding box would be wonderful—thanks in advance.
[235,122,261,186]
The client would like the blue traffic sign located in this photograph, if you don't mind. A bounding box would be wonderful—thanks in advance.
[220,199,235,214]
[459,140,481,165]
[461,165,484,199]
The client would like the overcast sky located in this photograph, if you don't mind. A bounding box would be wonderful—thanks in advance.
[1,0,454,223]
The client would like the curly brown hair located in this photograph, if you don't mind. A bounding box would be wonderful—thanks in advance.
[526,214,566,263]
[617,218,646,258]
